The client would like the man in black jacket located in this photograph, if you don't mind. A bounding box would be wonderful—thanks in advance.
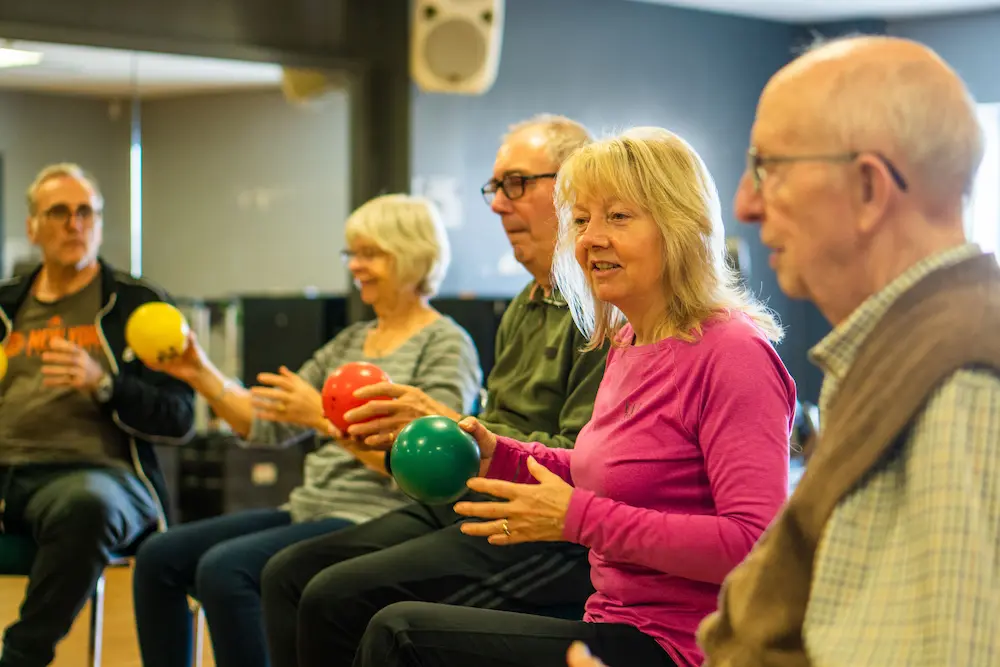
[0,163,195,667]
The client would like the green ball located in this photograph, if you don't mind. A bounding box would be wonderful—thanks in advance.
[390,415,481,504]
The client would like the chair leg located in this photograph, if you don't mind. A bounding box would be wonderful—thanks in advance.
[192,601,206,667]
[88,574,106,667]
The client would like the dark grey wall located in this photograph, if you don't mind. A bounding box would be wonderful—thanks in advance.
[411,0,815,388]
[414,0,795,301]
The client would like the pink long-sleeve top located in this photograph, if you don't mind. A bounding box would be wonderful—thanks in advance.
[486,315,796,667]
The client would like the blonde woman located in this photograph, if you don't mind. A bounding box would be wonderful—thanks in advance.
[351,128,796,667]
[132,194,482,667]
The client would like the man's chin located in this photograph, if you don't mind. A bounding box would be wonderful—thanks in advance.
[57,254,93,270]
[776,274,809,300]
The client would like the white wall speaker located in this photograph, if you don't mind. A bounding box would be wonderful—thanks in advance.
[410,0,504,95]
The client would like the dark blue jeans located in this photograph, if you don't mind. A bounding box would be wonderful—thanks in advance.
[132,508,351,667]
[0,464,157,667]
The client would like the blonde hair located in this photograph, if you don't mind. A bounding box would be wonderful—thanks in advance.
[553,126,783,349]
[503,114,593,166]
[344,193,450,297]
[26,163,103,215]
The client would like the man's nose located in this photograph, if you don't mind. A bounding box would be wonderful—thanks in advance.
[734,172,763,225]
[65,213,87,232]
[490,189,513,215]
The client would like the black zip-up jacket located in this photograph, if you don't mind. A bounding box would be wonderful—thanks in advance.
[0,259,196,527]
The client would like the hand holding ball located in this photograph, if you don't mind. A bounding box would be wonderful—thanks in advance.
[321,361,391,434]
[125,302,190,366]
[389,415,481,504]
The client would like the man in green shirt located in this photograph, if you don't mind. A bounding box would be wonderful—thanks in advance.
[261,114,609,667]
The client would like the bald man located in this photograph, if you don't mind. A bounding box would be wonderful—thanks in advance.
[693,35,1000,666]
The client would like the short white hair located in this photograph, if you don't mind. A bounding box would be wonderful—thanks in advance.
[344,194,450,297]
[799,34,983,203]
[27,162,103,215]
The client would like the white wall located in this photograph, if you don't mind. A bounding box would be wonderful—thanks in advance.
[968,103,1000,257]
[140,89,351,299]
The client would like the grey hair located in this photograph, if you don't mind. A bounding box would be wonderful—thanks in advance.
[503,114,593,167]
[26,163,103,215]
[795,34,984,203]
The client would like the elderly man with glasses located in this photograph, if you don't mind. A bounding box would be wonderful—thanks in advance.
[259,114,610,667]
[0,163,195,667]
[695,35,1000,667]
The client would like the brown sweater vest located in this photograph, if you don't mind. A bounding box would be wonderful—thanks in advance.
[697,253,1000,666]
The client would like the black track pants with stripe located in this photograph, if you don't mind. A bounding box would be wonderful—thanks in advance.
[260,491,594,667]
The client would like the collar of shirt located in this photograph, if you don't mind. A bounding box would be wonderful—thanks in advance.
[809,243,985,409]
[528,282,568,308]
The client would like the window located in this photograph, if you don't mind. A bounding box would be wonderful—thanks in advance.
[967,103,1000,258]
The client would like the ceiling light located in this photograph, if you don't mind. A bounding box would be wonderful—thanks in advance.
[0,47,43,68]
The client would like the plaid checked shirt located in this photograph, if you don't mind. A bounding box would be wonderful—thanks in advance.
[804,243,1000,666]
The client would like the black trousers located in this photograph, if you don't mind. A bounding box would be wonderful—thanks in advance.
[260,493,594,667]
[0,463,158,667]
[355,602,678,667]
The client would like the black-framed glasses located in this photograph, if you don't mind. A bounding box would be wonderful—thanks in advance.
[481,172,557,205]
[747,147,909,193]
[39,203,101,226]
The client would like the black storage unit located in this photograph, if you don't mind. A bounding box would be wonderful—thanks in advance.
[240,296,350,385]
[242,294,509,383]
[174,434,228,523]
[160,434,309,524]
[222,443,308,515]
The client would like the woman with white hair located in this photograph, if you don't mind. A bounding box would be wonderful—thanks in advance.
[351,128,796,667]
[131,194,482,667]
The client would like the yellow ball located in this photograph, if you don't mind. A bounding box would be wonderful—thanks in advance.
[0,344,7,382]
[125,302,190,366]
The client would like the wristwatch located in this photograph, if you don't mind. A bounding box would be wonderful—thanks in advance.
[94,372,115,404]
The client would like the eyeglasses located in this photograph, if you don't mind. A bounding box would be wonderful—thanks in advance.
[747,147,909,193]
[38,204,101,226]
[340,248,387,263]
[481,172,557,205]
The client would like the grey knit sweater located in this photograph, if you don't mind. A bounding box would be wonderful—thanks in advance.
[246,316,482,524]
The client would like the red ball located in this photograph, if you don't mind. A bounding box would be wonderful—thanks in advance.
[321,361,392,434]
